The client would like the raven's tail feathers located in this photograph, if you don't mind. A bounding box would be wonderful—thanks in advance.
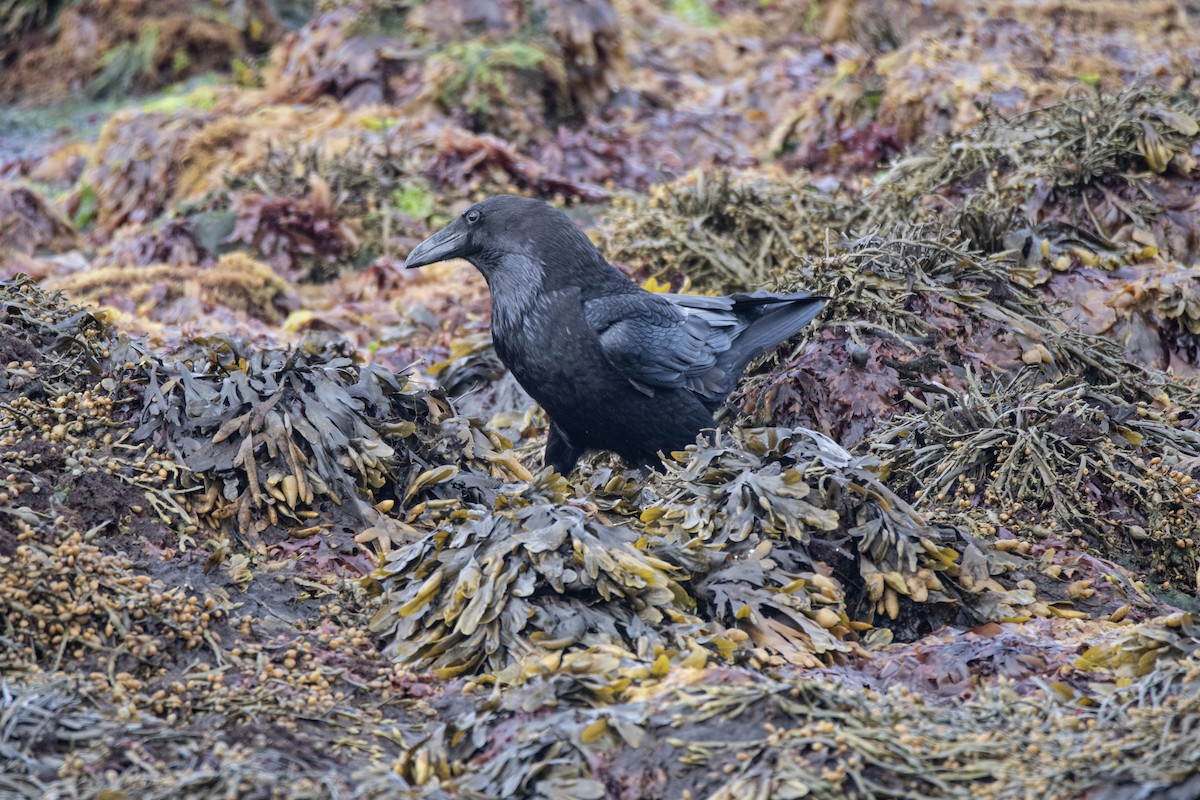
[719,292,827,378]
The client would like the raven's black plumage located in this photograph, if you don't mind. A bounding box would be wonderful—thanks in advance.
[406,195,827,473]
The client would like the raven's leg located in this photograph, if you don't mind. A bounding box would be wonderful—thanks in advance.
[631,452,665,474]
[545,422,583,475]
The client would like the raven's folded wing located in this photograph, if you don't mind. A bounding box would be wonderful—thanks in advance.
[583,292,741,398]
[670,290,826,381]
[585,289,827,403]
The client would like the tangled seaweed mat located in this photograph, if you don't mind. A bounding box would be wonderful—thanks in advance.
[3,618,1200,799]
[4,0,1200,790]
[601,97,1200,601]
[2,273,1197,797]
[372,423,1132,679]
[606,87,1200,373]
[6,88,1200,799]
[0,275,1097,673]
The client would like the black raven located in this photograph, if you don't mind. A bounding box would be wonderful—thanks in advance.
[405,195,826,473]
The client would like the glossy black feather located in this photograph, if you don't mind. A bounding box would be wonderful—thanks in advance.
[405,195,827,473]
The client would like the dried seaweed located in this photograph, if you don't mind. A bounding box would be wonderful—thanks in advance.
[373,425,1063,679]
[0,182,80,255]
[604,170,855,291]
[47,252,297,324]
[1075,611,1200,680]
[7,640,1200,800]
[871,370,1200,601]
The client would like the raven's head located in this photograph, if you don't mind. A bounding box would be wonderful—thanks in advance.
[405,195,608,285]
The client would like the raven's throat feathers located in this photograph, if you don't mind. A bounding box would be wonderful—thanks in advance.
[486,251,546,337]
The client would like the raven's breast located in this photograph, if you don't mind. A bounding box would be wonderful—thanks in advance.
[492,289,714,463]
[494,289,611,429]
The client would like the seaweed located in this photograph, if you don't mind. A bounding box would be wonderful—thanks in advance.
[870,370,1200,603]
[373,425,1067,680]
[5,2,1200,797]
[46,252,297,324]
[0,181,81,255]
[604,170,854,291]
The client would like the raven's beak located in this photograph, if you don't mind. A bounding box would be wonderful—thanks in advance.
[405,221,467,269]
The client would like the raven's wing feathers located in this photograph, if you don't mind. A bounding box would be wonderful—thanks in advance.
[583,292,728,397]
[679,290,828,379]
[584,289,826,402]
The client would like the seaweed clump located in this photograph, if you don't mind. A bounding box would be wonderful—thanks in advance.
[0,0,281,104]
[131,325,522,556]
[84,110,216,235]
[372,425,1077,681]
[766,0,1199,174]
[865,86,1200,372]
[604,170,855,292]
[415,0,626,144]
[0,278,447,798]
[601,161,1200,610]
[372,470,705,679]
[224,177,364,282]
[0,182,80,256]
[7,618,1200,799]
[871,372,1200,604]
[45,252,297,324]
[644,427,1054,649]
[268,0,627,147]
[0,277,226,675]
[768,230,1200,603]
[867,86,1199,256]
[224,136,437,262]
[732,225,1155,448]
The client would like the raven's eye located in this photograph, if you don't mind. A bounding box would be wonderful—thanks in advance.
[465,209,481,224]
